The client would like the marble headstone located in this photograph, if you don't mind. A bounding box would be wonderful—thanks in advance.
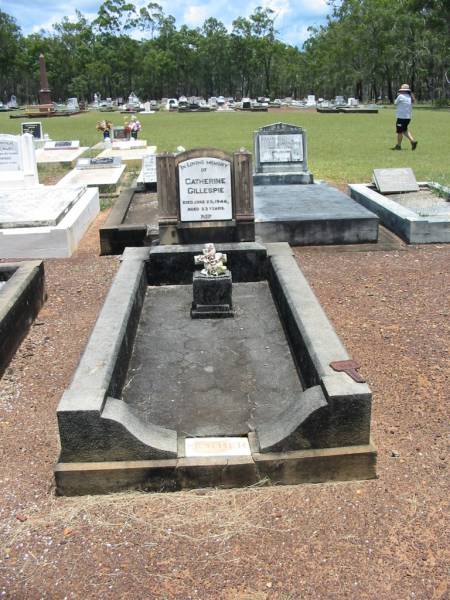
[373,168,419,194]
[253,122,313,184]
[0,133,39,188]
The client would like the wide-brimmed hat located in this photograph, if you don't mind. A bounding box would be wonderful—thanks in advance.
[399,83,411,92]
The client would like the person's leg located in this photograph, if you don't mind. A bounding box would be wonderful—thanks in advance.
[404,128,417,149]
[393,119,403,149]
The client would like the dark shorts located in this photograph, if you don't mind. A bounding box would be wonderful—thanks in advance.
[396,118,410,133]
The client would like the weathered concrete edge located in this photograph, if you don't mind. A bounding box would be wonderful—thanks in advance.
[348,182,450,243]
[266,246,372,447]
[54,441,377,495]
[0,261,45,377]
[57,248,177,460]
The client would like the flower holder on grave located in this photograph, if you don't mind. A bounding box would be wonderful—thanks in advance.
[157,148,255,245]
[191,243,233,319]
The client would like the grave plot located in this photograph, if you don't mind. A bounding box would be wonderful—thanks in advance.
[252,123,379,245]
[0,261,45,377]
[349,169,450,243]
[55,243,376,495]
[100,147,254,254]
[35,140,88,165]
[58,156,126,194]
[96,141,156,163]
[0,186,99,258]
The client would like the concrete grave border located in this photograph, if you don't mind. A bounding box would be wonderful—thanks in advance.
[0,187,100,258]
[55,242,376,495]
[99,186,158,254]
[0,260,45,377]
[349,182,450,244]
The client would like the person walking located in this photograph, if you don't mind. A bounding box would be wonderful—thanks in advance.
[392,83,418,150]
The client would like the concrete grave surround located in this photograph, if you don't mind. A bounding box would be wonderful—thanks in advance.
[254,182,379,245]
[0,133,39,188]
[253,123,313,185]
[0,261,45,377]
[58,160,126,193]
[55,243,376,495]
[97,143,156,162]
[35,145,88,165]
[158,148,255,244]
[349,181,450,243]
[0,186,100,258]
[373,168,419,194]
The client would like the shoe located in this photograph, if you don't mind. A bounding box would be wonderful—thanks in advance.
[391,145,401,150]
[412,141,418,151]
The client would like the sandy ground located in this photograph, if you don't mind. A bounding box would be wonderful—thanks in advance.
[0,211,449,599]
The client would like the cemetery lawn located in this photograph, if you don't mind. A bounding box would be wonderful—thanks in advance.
[1,107,449,184]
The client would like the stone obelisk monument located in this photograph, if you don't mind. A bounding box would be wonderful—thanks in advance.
[38,53,52,105]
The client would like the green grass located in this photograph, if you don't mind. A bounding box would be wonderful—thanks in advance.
[1,108,449,185]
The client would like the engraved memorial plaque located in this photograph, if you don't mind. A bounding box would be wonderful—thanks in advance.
[21,122,43,139]
[0,135,21,171]
[259,133,303,163]
[178,157,232,222]
[373,168,419,194]
[142,154,156,183]
[185,437,251,457]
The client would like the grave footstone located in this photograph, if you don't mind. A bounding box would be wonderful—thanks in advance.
[373,168,419,194]
[158,148,254,244]
[77,156,122,169]
[44,140,80,150]
[253,122,313,185]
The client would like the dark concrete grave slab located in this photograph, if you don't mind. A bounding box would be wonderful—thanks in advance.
[55,242,376,495]
[0,260,45,377]
[254,183,379,245]
[349,182,450,244]
[99,187,159,254]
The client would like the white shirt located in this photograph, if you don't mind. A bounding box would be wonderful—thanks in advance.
[395,93,412,119]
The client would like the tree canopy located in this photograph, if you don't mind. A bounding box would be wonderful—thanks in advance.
[0,0,448,104]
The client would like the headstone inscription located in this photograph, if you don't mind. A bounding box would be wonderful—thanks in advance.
[142,153,156,183]
[253,122,313,184]
[157,148,254,244]
[21,122,43,140]
[0,136,21,171]
[373,168,419,194]
[0,134,39,187]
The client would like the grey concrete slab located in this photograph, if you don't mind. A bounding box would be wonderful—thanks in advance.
[122,282,304,437]
[254,183,379,245]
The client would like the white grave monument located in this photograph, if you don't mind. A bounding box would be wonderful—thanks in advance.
[137,153,157,189]
[0,133,39,188]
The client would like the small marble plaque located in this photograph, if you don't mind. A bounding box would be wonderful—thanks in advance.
[142,153,156,182]
[373,168,419,194]
[44,140,80,150]
[77,156,122,169]
[185,437,251,457]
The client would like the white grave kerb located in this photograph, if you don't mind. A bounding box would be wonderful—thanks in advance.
[0,133,39,188]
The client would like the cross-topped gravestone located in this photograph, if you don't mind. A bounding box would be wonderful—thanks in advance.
[373,168,419,194]
[253,122,313,185]
[0,134,39,188]
[158,148,254,244]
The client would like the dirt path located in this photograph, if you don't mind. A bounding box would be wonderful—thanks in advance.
[0,214,448,599]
